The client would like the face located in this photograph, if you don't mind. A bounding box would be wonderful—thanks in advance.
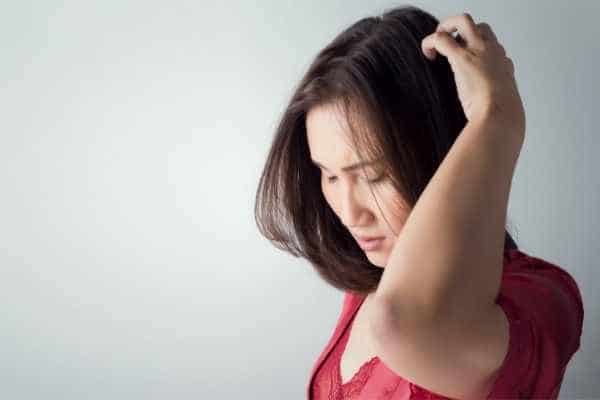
[306,103,411,268]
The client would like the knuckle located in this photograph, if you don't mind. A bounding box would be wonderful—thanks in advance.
[432,31,446,41]
[461,49,475,62]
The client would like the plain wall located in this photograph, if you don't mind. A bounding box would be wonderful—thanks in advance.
[0,0,597,398]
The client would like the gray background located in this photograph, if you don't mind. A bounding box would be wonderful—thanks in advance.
[1,0,597,399]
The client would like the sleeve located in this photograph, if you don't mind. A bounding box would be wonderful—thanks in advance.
[490,252,584,399]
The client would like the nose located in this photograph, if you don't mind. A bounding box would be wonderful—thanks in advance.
[339,181,371,227]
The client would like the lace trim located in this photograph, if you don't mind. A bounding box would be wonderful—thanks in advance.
[327,320,380,400]
[335,354,379,398]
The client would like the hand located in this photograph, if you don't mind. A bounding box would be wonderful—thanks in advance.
[421,13,526,137]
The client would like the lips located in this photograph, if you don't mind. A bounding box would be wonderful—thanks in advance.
[356,236,385,251]
[356,236,384,242]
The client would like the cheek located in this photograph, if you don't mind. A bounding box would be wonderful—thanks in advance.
[320,182,338,214]
[378,188,410,232]
[320,179,331,201]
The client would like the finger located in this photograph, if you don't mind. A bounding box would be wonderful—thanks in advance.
[421,30,470,62]
[435,13,485,51]
[476,22,507,57]
[507,56,515,75]
[476,22,497,42]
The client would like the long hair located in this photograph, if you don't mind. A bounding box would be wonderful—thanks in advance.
[254,5,519,297]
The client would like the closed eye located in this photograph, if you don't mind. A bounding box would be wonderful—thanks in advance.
[326,174,385,184]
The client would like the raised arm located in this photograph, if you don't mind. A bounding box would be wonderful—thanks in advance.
[368,13,526,399]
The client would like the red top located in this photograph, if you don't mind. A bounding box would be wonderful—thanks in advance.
[307,248,584,399]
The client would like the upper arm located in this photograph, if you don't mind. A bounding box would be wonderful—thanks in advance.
[370,298,510,400]
[370,255,584,399]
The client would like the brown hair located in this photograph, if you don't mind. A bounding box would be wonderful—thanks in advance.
[254,5,519,297]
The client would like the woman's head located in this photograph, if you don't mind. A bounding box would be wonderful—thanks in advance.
[305,101,411,270]
[254,5,518,296]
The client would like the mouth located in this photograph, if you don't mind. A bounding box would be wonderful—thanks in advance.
[356,237,385,251]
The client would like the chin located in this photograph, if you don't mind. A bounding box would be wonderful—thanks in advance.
[367,254,387,268]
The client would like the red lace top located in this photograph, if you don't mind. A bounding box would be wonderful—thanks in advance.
[307,248,584,399]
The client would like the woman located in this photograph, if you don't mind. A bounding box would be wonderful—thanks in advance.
[254,5,583,399]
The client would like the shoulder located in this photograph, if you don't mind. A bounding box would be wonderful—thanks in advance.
[490,248,584,397]
[499,248,584,343]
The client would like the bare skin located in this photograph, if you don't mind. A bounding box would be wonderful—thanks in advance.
[309,12,526,399]
[338,295,379,384]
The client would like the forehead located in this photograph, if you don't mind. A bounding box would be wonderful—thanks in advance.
[306,103,359,163]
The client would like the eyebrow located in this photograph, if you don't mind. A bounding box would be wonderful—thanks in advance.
[311,158,381,172]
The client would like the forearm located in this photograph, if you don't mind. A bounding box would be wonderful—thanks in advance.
[373,116,524,326]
